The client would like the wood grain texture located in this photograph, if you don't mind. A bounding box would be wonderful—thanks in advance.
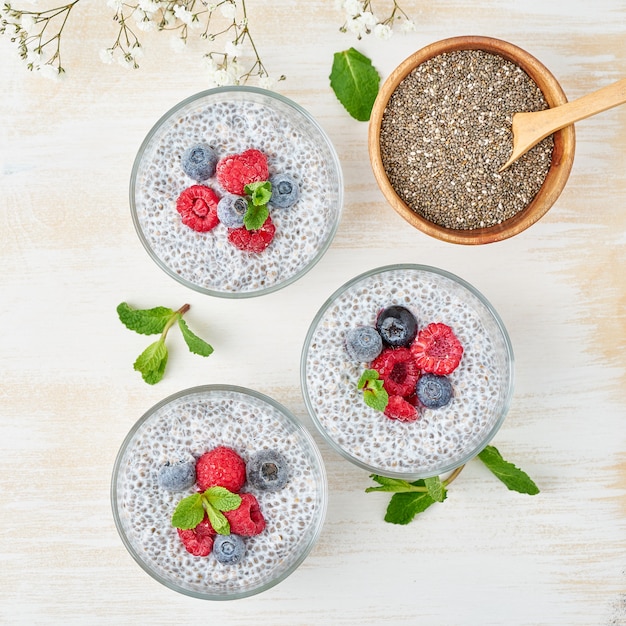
[0,1,624,624]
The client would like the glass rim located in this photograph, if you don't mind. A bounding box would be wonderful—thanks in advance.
[129,86,344,298]
[300,263,515,480]
[110,384,328,600]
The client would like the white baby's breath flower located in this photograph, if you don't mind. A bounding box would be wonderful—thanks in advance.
[207,68,232,87]
[25,49,42,65]
[342,0,363,18]
[19,14,36,32]
[136,18,156,32]
[138,0,159,14]
[38,63,60,80]
[99,47,115,64]
[399,18,416,33]
[173,4,193,25]
[170,36,186,53]
[130,44,144,60]
[258,74,275,90]
[346,15,368,36]
[373,23,392,40]
[162,8,176,25]
[359,11,377,28]
[106,0,123,11]
[117,54,134,69]
[224,40,242,57]
[219,1,236,19]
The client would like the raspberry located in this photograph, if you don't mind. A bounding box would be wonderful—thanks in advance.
[216,149,269,195]
[227,216,276,253]
[224,492,266,536]
[177,516,216,556]
[196,446,247,493]
[175,185,220,232]
[370,347,420,398]
[384,395,419,422]
[410,323,464,376]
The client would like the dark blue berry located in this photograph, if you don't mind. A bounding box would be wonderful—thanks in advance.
[157,460,196,491]
[181,143,217,181]
[213,534,246,564]
[376,305,418,348]
[416,374,453,409]
[269,173,299,208]
[246,449,289,491]
[217,194,248,227]
[345,326,383,362]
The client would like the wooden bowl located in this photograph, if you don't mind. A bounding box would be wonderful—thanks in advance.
[368,36,576,245]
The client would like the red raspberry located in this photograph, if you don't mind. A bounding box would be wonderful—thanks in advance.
[216,149,269,195]
[196,446,247,493]
[410,323,464,376]
[227,216,276,253]
[224,492,266,536]
[370,347,420,398]
[177,516,216,556]
[175,185,220,232]
[384,395,419,422]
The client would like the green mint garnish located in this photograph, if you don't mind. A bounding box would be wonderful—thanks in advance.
[424,476,447,503]
[357,369,389,412]
[117,302,214,385]
[172,487,242,535]
[477,445,540,495]
[243,201,270,231]
[243,181,272,230]
[385,489,437,525]
[329,48,380,121]
[245,181,272,206]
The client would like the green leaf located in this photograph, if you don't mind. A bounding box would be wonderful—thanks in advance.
[171,493,205,530]
[424,476,447,502]
[357,370,389,411]
[243,201,269,231]
[477,445,540,495]
[384,491,437,525]
[365,475,422,493]
[204,502,230,535]
[204,486,241,512]
[117,302,174,335]
[357,369,378,389]
[178,318,214,357]
[329,48,380,121]
[245,181,272,206]
[133,339,168,385]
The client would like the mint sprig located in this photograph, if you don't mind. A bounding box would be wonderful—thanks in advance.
[243,180,272,230]
[368,445,539,525]
[329,48,380,121]
[172,487,242,535]
[357,369,389,412]
[117,302,214,384]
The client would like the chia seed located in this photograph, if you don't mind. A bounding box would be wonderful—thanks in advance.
[379,49,554,230]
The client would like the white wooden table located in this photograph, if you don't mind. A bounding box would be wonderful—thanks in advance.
[1,1,624,624]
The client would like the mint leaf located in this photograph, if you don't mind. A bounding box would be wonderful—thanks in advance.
[204,486,241,512]
[245,181,272,206]
[133,339,168,385]
[384,490,436,525]
[424,476,446,502]
[357,370,388,412]
[329,48,380,121]
[478,446,540,495]
[243,201,269,231]
[205,502,230,535]
[365,475,424,493]
[171,493,205,530]
[178,318,214,357]
[357,369,378,389]
[117,302,174,335]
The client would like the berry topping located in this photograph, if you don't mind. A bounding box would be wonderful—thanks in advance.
[213,534,246,565]
[410,322,464,376]
[175,185,220,232]
[157,460,196,492]
[177,516,216,557]
[384,395,419,422]
[416,373,454,409]
[223,493,266,536]
[181,143,217,181]
[246,449,289,492]
[269,173,300,208]
[370,347,420,398]
[216,149,269,195]
[227,216,276,253]
[345,326,383,362]
[376,305,418,348]
[217,193,248,228]
[196,446,247,493]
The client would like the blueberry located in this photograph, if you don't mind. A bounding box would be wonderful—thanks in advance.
[416,374,453,409]
[246,449,289,491]
[213,534,246,564]
[217,193,248,227]
[345,326,383,362]
[181,143,217,181]
[157,460,196,492]
[376,305,418,348]
[269,173,299,208]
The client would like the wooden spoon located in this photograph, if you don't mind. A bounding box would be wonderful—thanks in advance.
[500,77,626,171]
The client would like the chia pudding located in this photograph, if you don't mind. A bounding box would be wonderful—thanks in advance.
[301,265,514,478]
[111,386,327,599]
[130,87,343,296]
[379,49,554,230]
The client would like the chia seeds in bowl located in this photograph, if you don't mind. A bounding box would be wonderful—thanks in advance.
[111,385,327,600]
[300,265,514,480]
[130,87,343,297]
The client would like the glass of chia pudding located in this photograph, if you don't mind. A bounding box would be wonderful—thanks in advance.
[130,87,343,296]
[369,36,575,244]
[300,265,514,479]
[111,385,327,599]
